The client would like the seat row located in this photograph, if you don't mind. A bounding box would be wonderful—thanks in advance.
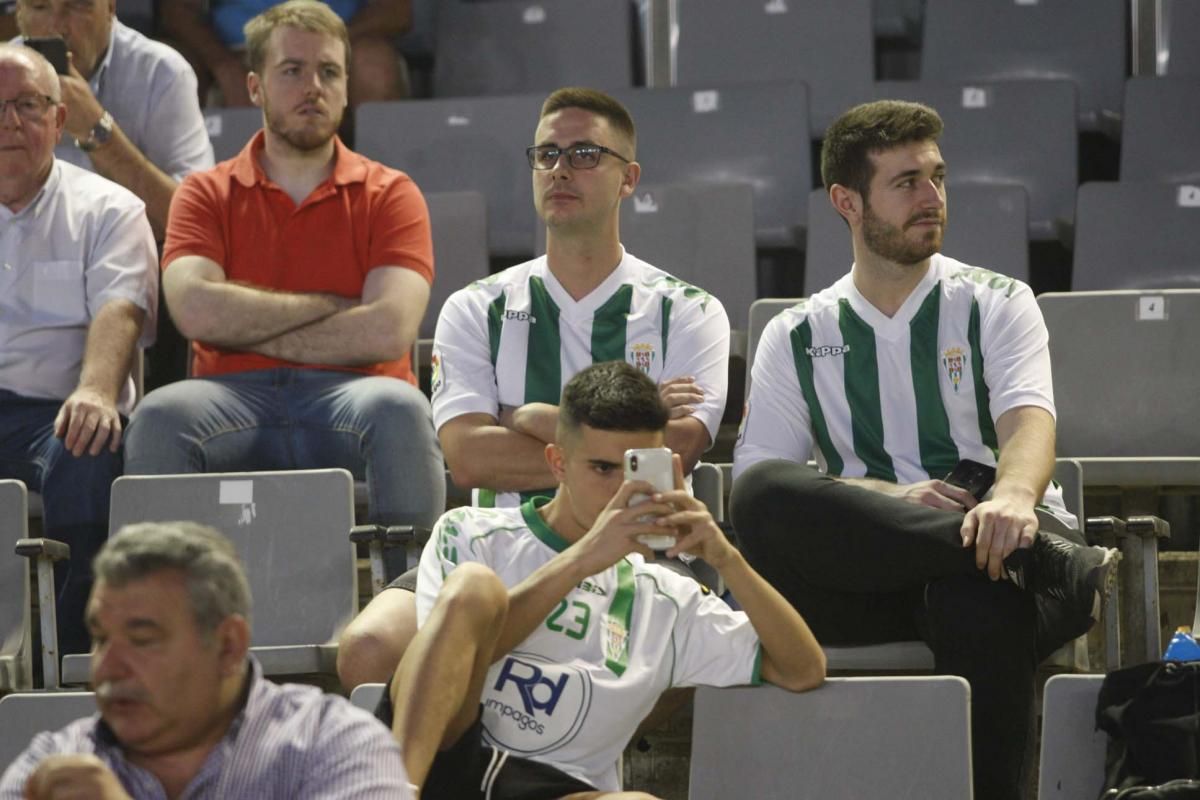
[417,0,1199,134]
[205,76,1200,258]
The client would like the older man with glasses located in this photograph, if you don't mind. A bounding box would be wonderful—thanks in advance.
[0,43,157,658]
[336,86,732,695]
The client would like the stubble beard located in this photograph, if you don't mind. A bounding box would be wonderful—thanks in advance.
[861,200,945,266]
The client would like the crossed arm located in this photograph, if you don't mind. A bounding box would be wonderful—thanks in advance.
[162,256,430,366]
[439,384,712,492]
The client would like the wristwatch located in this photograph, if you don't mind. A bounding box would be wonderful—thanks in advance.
[76,110,114,153]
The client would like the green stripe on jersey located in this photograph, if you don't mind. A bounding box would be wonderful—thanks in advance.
[487,293,507,367]
[838,300,896,481]
[525,276,562,404]
[659,296,673,362]
[790,320,844,475]
[909,285,959,477]
[604,559,635,677]
[591,284,633,363]
[968,299,999,453]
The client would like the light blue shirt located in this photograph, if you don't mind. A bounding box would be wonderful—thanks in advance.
[0,161,157,414]
[0,659,412,799]
[18,21,214,181]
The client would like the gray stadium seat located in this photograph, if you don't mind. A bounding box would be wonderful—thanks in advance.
[355,94,544,258]
[612,82,811,249]
[60,469,358,685]
[672,0,874,137]
[1119,78,1200,183]
[689,677,973,799]
[432,0,634,98]
[1166,0,1200,76]
[0,692,96,770]
[203,107,263,163]
[921,0,1126,132]
[423,191,489,340]
[870,78,1077,242]
[874,0,925,40]
[1072,182,1200,291]
[804,182,1030,294]
[535,182,757,330]
[1037,674,1106,800]
[1041,290,1199,664]
[0,481,31,692]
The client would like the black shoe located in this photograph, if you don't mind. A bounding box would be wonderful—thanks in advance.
[1004,532,1118,623]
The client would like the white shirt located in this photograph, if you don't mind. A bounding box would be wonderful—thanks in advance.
[432,248,730,506]
[735,254,1074,526]
[416,500,761,791]
[0,161,158,414]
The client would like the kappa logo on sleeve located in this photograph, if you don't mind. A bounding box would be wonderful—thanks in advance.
[481,652,592,756]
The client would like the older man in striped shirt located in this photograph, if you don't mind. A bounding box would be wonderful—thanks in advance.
[0,522,411,800]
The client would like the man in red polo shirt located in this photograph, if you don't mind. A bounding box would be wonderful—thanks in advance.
[125,0,444,544]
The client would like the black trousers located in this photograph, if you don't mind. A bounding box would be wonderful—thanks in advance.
[730,460,1086,800]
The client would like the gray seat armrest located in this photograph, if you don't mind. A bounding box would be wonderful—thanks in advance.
[1086,514,1171,669]
[14,538,71,562]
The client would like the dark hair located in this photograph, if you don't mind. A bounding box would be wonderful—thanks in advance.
[820,100,944,197]
[557,361,668,442]
[540,87,637,157]
[244,0,350,75]
[94,521,252,634]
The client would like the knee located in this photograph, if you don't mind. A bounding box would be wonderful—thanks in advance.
[437,563,508,632]
[730,460,820,544]
[357,380,434,431]
[337,590,418,690]
[349,36,403,101]
[125,388,192,450]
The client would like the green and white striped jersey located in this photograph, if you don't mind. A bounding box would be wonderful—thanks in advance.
[415,499,761,792]
[432,249,729,506]
[735,254,1072,525]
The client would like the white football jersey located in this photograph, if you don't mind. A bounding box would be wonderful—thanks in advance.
[735,254,1074,526]
[431,249,729,507]
[415,500,761,791]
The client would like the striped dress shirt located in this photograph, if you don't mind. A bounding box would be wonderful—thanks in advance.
[0,658,412,799]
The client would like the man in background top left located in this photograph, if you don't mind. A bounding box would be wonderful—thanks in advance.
[13,0,214,239]
[0,43,158,657]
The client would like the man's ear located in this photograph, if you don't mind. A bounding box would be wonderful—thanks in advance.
[546,442,567,484]
[247,72,263,108]
[214,615,251,675]
[829,184,863,226]
[619,161,641,199]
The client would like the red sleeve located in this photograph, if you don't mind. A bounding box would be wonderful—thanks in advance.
[162,171,228,272]
[368,173,434,286]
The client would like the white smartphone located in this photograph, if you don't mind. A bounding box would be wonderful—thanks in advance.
[624,447,676,550]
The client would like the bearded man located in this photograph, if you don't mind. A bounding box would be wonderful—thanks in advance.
[124,0,444,538]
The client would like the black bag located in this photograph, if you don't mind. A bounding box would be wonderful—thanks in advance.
[1095,660,1200,798]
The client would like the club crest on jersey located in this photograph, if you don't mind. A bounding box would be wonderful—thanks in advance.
[942,347,965,392]
[628,343,656,373]
[603,616,629,666]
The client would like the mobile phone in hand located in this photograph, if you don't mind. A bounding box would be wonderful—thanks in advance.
[624,447,676,550]
[943,458,997,502]
[25,37,69,76]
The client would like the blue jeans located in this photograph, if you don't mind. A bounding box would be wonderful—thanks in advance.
[0,390,120,656]
[124,369,445,535]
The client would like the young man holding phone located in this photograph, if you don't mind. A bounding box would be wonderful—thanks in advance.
[375,361,824,799]
[730,100,1115,800]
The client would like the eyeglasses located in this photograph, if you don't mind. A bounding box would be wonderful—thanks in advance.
[0,94,58,121]
[526,144,631,171]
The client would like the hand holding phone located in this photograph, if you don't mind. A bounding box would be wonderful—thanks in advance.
[24,37,70,76]
[943,459,997,502]
[624,447,676,551]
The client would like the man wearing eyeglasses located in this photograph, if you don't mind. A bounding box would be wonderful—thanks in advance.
[0,44,157,657]
[337,86,730,691]
[13,0,213,240]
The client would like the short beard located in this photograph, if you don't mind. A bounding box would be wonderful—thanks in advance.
[262,98,341,153]
[861,199,944,266]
